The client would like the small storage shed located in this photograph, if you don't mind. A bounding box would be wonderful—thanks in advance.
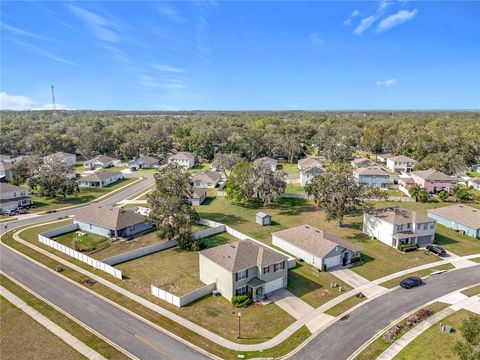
[256,212,272,226]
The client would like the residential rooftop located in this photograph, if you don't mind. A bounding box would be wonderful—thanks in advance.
[169,151,195,160]
[388,155,416,163]
[354,167,389,176]
[80,170,122,182]
[74,204,148,230]
[428,204,480,229]
[0,183,24,194]
[367,207,432,225]
[298,157,322,169]
[191,170,221,183]
[412,168,457,181]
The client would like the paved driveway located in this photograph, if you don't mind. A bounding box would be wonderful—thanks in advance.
[268,288,315,319]
[330,267,387,298]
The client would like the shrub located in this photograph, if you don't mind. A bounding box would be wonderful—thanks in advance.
[232,293,252,308]
[399,244,418,252]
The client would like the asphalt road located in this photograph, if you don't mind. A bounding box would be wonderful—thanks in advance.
[290,265,480,360]
[0,244,211,360]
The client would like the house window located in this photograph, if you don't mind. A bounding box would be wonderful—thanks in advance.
[423,223,428,230]
[263,266,270,274]
[236,269,248,281]
[430,223,434,229]
[274,262,285,272]
[235,286,247,295]
[406,223,411,229]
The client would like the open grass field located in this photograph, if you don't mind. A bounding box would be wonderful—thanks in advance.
[90,231,162,259]
[53,230,109,252]
[117,232,237,295]
[196,197,441,281]
[278,163,299,174]
[461,285,480,297]
[0,296,85,360]
[287,263,353,308]
[28,177,137,213]
[393,310,475,360]
[284,183,305,194]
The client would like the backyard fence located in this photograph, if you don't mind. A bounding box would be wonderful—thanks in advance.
[151,283,216,307]
[281,193,307,199]
[193,225,226,239]
[38,225,122,279]
[365,196,416,202]
[103,240,177,266]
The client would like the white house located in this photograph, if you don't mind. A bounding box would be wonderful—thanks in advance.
[468,178,480,190]
[300,164,324,187]
[363,207,435,249]
[188,187,206,205]
[190,171,221,188]
[272,225,361,271]
[168,152,195,169]
[128,155,160,170]
[353,168,390,189]
[254,157,277,172]
[386,155,417,173]
[377,153,393,163]
[0,183,33,212]
[297,157,322,170]
[78,170,123,187]
[84,155,121,170]
[0,162,14,182]
[44,152,77,167]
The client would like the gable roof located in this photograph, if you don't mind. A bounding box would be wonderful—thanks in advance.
[80,170,122,182]
[388,155,416,163]
[298,157,322,169]
[46,152,75,159]
[169,152,195,160]
[256,212,271,218]
[189,187,206,199]
[272,224,359,258]
[351,157,378,167]
[87,155,118,164]
[255,157,277,166]
[354,167,389,176]
[0,183,24,194]
[74,204,147,230]
[199,239,287,272]
[428,204,480,230]
[301,164,324,174]
[139,155,159,165]
[412,169,457,181]
[368,207,431,225]
[191,170,221,183]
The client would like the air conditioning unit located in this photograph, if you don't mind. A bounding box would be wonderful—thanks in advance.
[212,290,221,297]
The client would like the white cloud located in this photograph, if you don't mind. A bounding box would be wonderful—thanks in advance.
[0,92,67,110]
[377,9,418,32]
[157,4,185,23]
[69,5,120,42]
[152,64,186,74]
[354,15,378,34]
[376,79,397,87]
[343,9,360,26]
[6,38,76,65]
[1,23,52,42]
[309,32,325,46]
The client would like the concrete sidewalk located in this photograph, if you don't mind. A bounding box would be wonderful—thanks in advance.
[0,285,106,360]
[446,250,478,269]
[330,267,388,298]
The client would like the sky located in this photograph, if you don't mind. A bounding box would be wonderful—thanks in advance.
[1,1,479,110]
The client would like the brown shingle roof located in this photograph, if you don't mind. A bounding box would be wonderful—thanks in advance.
[412,169,457,181]
[191,171,221,183]
[199,239,287,272]
[388,155,416,163]
[368,207,431,225]
[428,204,480,230]
[351,157,378,168]
[272,224,360,258]
[80,170,122,182]
[74,204,147,230]
[169,152,195,160]
[189,187,206,199]
[298,157,322,170]
[354,168,389,176]
[0,183,24,194]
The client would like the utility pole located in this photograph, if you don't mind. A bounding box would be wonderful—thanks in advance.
[51,85,57,116]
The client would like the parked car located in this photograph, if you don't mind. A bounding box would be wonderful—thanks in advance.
[400,277,423,289]
[16,207,28,214]
[426,244,447,257]
[3,209,16,216]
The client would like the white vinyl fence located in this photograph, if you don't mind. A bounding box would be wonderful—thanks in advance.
[39,225,122,279]
[103,240,178,266]
[151,283,216,307]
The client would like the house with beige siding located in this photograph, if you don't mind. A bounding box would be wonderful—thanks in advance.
[78,170,123,187]
[199,240,288,301]
[168,152,195,169]
[351,157,380,169]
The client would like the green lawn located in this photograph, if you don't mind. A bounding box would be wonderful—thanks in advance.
[324,294,367,317]
[284,183,305,194]
[380,263,455,289]
[467,171,480,178]
[461,285,480,297]
[287,263,353,308]
[28,177,136,213]
[53,230,110,253]
[434,224,480,256]
[278,163,299,174]
[386,189,405,197]
[393,310,474,360]
[185,162,210,173]
[196,197,440,281]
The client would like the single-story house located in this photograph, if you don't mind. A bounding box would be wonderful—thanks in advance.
[0,183,33,212]
[300,164,324,187]
[297,157,322,171]
[84,155,121,170]
[467,178,480,191]
[128,155,160,170]
[254,157,277,172]
[0,162,14,182]
[353,168,390,189]
[377,153,393,163]
[363,207,436,249]
[190,171,221,188]
[427,204,480,238]
[351,157,380,169]
[199,239,288,301]
[168,152,195,169]
[74,204,153,238]
[256,212,272,226]
[188,187,207,205]
[44,152,76,167]
[272,225,361,271]
[78,170,123,187]
[386,155,417,173]
[411,169,458,193]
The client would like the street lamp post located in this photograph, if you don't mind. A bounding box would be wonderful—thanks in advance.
[236,312,241,339]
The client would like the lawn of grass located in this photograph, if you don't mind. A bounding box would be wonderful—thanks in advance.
[89,231,161,259]
[0,295,85,360]
[324,294,367,317]
[355,302,450,360]
[386,189,405,197]
[287,263,353,308]
[0,275,128,360]
[28,177,137,213]
[380,263,455,289]
[433,224,480,256]
[467,171,480,178]
[196,197,441,281]
[461,285,480,297]
[185,162,210,173]
[278,163,299,174]
[53,230,110,252]
[393,310,474,360]
[285,183,305,194]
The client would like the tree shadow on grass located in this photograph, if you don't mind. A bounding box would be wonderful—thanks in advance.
[286,264,323,298]
[199,212,247,226]
[434,233,459,246]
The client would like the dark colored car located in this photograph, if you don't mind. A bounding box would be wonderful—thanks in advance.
[426,244,447,257]
[400,277,423,289]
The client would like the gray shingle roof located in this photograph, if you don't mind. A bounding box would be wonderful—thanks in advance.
[87,155,118,164]
[80,170,122,182]
[189,187,206,199]
[412,169,457,181]
[272,224,360,258]
[0,183,24,194]
[368,207,432,225]
[0,162,14,171]
[169,152,195,160]
[428,204,480,230]
[298,157,322,169]
[388,155,416,163]
[74,204,148,230]
[199,239,287,272]
[354,168,389,176]
[191,171,221,183]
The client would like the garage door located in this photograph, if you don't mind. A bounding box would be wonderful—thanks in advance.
[417,235,432,248]
[264,277,285,294]
[323,254,341,270]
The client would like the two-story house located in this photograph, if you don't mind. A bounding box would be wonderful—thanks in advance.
[299,164,324,186]
[353,168,390,189]
[363,207,436,249]
[199,239,288,302]
[168,152,196,169]
[0,162,14,182]
[386,155,417,173]
[410,169,458,193]
[0,183,33,212]
[190,170,221,188]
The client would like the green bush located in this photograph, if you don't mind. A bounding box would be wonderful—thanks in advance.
[399,244,418,252]
[232,293,252,308]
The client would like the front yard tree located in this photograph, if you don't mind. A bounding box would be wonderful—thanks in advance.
[211,153,242,179]
[305,163,364,227]
[252,161,286,205]
[454,314,480,360]
[148,165,201,251]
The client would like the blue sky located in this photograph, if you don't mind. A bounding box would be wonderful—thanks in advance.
[1,1,479,110]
